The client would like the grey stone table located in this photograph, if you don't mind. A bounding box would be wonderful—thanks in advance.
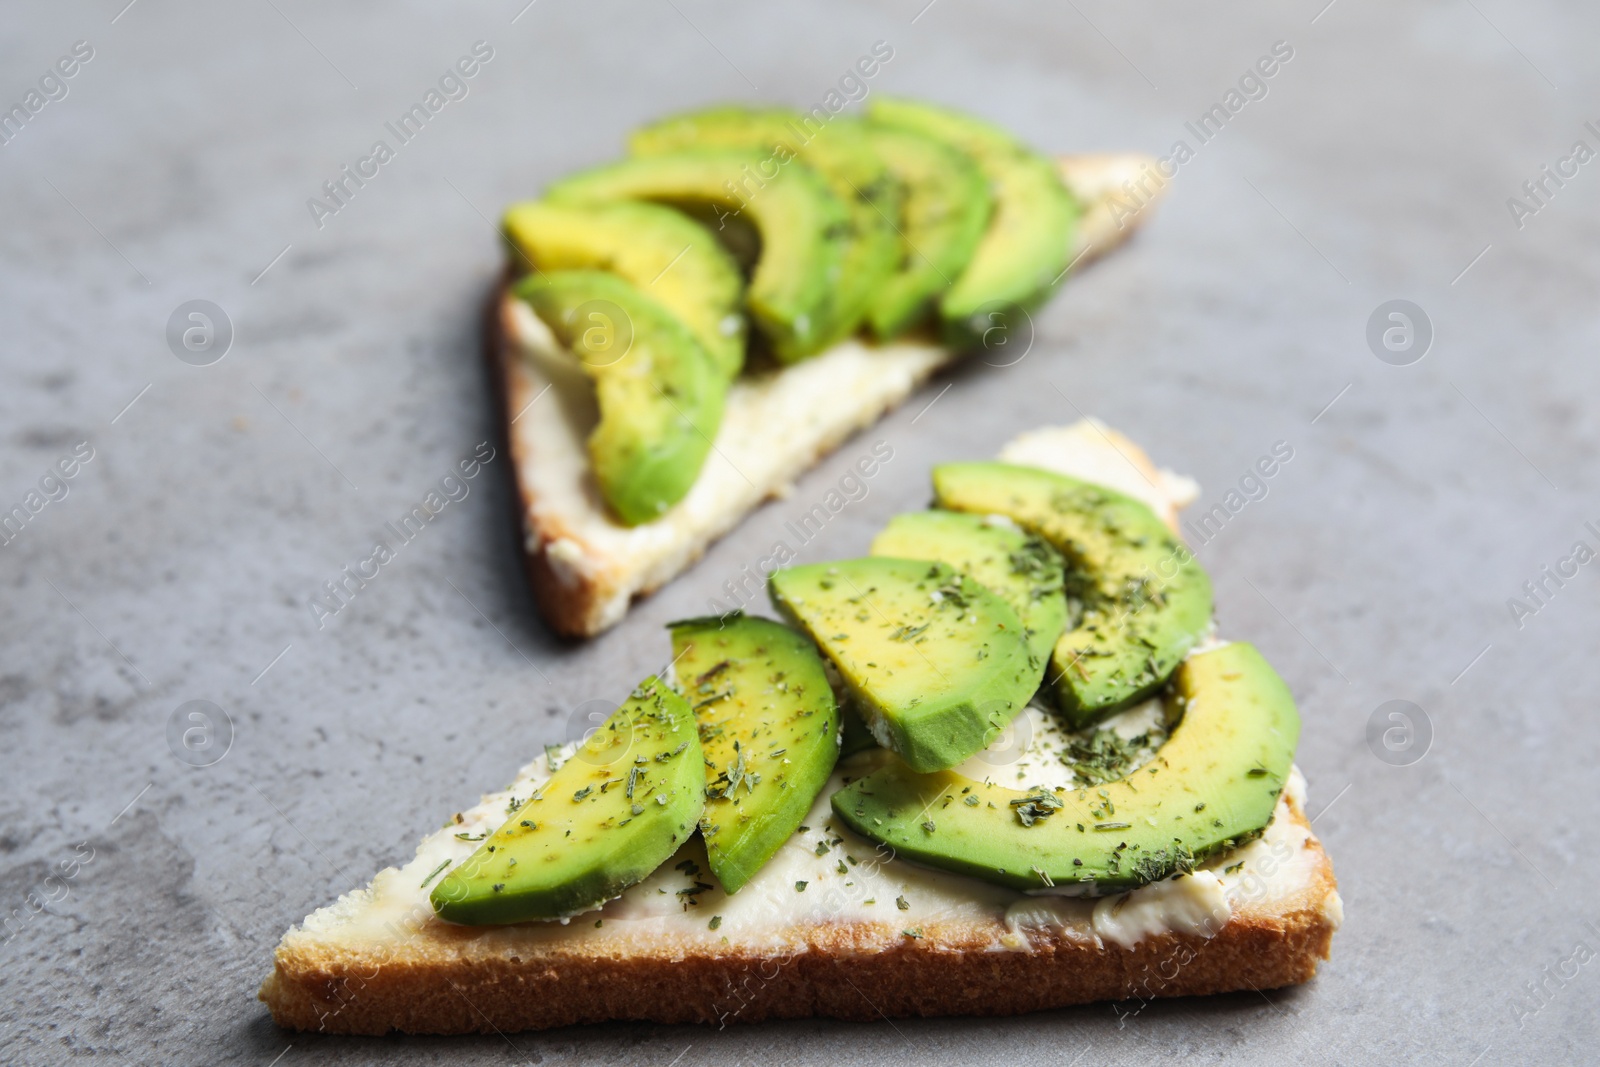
[2,1,1596,1063]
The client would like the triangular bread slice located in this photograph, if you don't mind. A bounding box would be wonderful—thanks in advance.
[260,422,1341,1035]
[492,154,1166,638]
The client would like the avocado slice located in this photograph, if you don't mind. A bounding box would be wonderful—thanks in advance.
[546,149,850,363]
[870,509,1067,671]
[768,558,1036,773]
[831,642,1299,893]
[932,462,1213,727]
[868,98,1077,348]
[631,107,899,346]
[858,123,991,339]
[503,199,746,378]
[515,270,725,526]
[430,676,704,924]
[668,613,840,893]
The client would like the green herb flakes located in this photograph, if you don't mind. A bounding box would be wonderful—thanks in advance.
[419,859,450,889]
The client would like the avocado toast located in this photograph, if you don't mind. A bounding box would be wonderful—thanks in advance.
[260,421,1340,1034]
[490,100,1166,637]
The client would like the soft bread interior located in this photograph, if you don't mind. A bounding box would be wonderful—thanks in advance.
[503,155,1167,636]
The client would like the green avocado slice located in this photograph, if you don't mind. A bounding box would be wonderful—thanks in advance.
[870,508,1067,672]
[546,148,851,363]
[768,557,1036,773]
[503,199,746,379]
[932,462,1213,727]
[515,270,725,526]
[669,613,840,893]
[830,642,1299,893]
[858,123,992,339]
[868,98,1077,349]
[430,676,704,924]
[631,106,900,346]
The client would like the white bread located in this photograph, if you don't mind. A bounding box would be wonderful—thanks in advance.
[492,155,1166,637]
[259,423,1341,1035]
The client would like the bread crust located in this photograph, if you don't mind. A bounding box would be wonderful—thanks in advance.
[485,285,602,640]
[491,154,1165,638]
[260,798,1336,1035]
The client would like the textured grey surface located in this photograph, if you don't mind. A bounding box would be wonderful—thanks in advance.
[2,0,1597,1063]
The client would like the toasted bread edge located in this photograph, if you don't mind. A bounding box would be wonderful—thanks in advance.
[260,797,1335,1035]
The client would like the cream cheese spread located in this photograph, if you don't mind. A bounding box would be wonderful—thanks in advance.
[297,720,1337,956]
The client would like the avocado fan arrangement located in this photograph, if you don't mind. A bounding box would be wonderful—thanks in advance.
[501,98,1079,526]
[428,460,1300,924]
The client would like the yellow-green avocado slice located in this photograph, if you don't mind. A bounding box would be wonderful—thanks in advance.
[631,106,900,347]
[868,98,1077,349]
[430,676,704,925]
[669,613,840,893]
[515,270,726,526]
[933,462,1213,728]
[503,199,746,378]
[858,122,991,339]
[831,642,1299,893]
[546,148,850,363]
[768,558,1035,773]
[870,508,1067,671]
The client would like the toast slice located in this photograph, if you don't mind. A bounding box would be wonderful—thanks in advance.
[260,423,1341,1036]
[494,154,1165,638]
